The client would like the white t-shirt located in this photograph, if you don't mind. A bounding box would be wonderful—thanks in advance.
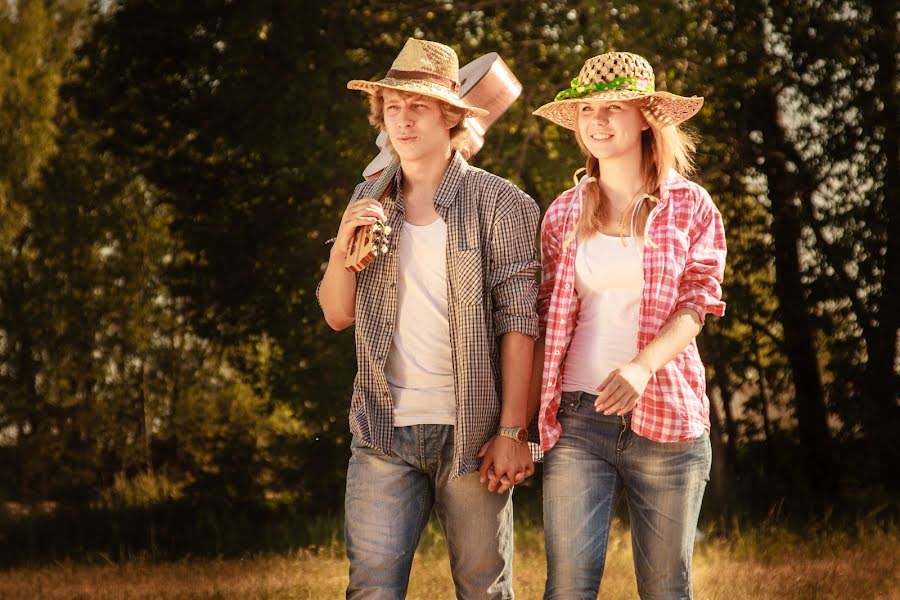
[383,217,456,426]
[562,233,644,393]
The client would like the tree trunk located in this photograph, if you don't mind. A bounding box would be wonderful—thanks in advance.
[139,358,153,475]
[863,0,900,475]
[753,335,776,476]
[747,86,837,496]
[700,333,739,468]
[706,380,734,511]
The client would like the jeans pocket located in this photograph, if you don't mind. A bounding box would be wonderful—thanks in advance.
[556,392,583,416]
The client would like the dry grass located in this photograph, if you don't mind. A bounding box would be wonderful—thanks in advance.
[1,521,897,599]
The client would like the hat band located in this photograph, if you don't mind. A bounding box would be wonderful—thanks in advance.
[386,69,460,93]
[554,76,654,101]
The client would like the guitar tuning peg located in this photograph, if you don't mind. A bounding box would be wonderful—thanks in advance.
[382,225,392,236]
[380,244,388,254]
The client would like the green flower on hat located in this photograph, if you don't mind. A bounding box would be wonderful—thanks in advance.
[553,76,656,101]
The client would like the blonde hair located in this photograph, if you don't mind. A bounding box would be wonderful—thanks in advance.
[574,101,698,238]
[368,89,473,159]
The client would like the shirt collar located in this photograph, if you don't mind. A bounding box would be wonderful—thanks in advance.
[394,150,468,209]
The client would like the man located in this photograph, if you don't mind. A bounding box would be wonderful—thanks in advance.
[317,38,539,599]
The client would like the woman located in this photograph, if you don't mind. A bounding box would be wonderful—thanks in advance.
[530,52,726,599]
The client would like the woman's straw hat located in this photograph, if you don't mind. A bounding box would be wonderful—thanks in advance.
[533,52,703,129]
[348,38,489,119]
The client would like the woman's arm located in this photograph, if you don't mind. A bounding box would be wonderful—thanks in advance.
[593,308,701,415]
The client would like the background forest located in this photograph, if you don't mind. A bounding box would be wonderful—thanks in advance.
[0,0,896,565]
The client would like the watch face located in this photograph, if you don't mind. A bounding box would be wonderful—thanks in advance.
[515,428,528,443]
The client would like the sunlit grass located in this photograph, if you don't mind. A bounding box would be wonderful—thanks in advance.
[1,520,897,599]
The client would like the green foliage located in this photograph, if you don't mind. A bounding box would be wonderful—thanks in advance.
[0,0,896,563]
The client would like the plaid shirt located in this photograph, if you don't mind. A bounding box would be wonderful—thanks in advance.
[537,170,726,450]
[323,152,540,479]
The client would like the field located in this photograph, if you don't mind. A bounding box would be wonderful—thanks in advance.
[1,520,897,599]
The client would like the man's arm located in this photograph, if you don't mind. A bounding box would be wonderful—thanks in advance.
[478,332,535,493]
[476,189,541,493]
[318,196,386,330]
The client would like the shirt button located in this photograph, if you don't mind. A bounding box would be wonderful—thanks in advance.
[564,284,571,289]
[554,350,561,355]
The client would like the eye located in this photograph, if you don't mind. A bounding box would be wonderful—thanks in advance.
[609,104,622,111]
[580,105,593,112]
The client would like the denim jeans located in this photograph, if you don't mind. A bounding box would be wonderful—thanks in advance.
[542,391,711,600]
[345,424,514,600]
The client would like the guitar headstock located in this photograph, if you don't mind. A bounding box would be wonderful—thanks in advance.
[343,221,392,273]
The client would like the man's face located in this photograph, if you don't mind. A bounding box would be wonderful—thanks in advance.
[382,89,453,162]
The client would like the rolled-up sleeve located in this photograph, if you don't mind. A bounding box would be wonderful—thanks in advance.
[673,195,727,324]
[489,190,540,338]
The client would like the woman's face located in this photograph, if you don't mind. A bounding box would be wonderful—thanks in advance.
[576,99,649,164]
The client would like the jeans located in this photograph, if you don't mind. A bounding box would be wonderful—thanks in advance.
[345,424,514,600]
[543,391,711,600]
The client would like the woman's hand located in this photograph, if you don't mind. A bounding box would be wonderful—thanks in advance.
[594,361,654,415]
[477,436,533,494]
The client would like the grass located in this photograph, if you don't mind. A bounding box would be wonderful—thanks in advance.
[1,519,897,599]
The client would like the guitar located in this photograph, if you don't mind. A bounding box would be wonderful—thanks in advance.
[343,159,398,272]
[345,53,522,272]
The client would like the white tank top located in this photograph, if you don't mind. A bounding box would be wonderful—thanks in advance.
[561,233,644,393]
[384,217,456,426]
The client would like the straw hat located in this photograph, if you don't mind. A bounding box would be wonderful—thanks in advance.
[533,52,703,129]
[348,38,489,119]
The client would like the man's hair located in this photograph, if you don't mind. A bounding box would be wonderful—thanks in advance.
[368,89,473,159]
[573,101,698,238]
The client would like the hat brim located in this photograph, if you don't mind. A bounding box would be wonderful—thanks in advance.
[533,90,703,129]
[348,78,489,119]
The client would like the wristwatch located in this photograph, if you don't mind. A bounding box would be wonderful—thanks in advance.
[497,426,529,444]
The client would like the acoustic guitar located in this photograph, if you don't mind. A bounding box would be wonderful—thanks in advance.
[344,53,522,272]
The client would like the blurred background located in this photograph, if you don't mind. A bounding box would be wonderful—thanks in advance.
[0,0,896,567]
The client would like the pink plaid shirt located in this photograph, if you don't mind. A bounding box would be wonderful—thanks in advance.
[537,170,726,450]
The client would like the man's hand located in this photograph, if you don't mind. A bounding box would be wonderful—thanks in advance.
[331,198,387,259]
[477,435,534,494]
[594,360,653,415]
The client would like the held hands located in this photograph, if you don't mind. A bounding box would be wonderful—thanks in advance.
[331,198,387,259]
[477,435,534,494]
[594,360,654,415]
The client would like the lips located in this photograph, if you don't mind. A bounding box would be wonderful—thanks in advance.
[396,135,417,143]
[590,133,613,141]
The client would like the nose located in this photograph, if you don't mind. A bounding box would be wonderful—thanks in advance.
[591,109,609,125]
[397,106,414,128]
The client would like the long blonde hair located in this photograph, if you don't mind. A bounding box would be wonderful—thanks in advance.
[574,102,698,238]
[368,89,473,159]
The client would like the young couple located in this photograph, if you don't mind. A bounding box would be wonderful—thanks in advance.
[318,38,726,600]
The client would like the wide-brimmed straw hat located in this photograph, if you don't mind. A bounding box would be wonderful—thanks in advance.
[533,52,703,129]
[348,38,489,119]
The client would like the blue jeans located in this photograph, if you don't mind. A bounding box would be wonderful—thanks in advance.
[345,424,514,600]
[543,391,711,600]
